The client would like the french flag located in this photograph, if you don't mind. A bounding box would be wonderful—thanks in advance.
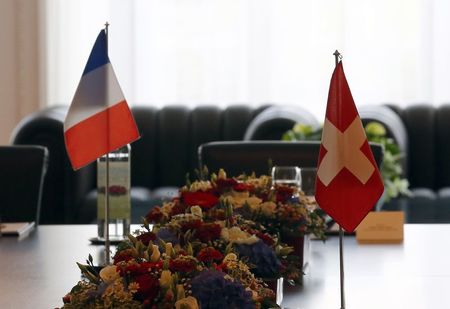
[64,30,140,170]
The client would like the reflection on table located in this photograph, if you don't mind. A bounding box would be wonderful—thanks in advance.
[0,224,449,308]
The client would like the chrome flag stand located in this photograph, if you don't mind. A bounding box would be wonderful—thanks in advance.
[104,22,111,265]
[316,49,383,309]
[334,50,346,309]
[339,225,345,309]
[63,21,140,265]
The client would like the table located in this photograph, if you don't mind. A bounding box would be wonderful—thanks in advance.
[0,225,449,308]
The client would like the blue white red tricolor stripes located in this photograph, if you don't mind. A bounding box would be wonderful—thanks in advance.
[64,30,140,170]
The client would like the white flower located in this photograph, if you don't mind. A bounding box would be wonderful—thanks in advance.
[221,227,259,245]
[99,265,119,283]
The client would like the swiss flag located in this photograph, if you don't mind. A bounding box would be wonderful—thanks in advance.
[315,61,384,232]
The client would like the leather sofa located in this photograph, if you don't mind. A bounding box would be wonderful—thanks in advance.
[10,103,450,224]
[247,104,450,223]
[11,104,276,224]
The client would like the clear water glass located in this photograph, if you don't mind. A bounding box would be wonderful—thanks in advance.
[272,166,301,187]
[271,166,302,199]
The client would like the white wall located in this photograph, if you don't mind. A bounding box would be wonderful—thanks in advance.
[0,0,43,145]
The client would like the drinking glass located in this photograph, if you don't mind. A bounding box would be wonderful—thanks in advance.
[271,166,302,200]
[271,166,302,187]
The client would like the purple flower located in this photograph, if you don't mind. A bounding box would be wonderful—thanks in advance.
[235,240,281,278]
[156,227,179,245]
[191,270,254,309]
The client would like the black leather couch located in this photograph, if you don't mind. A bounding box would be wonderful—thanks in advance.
[10,103,450,224]
[11,105,276,224]
[247,103,450,223]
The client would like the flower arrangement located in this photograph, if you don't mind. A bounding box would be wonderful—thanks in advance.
[282,122,411,202]
[60,169,326,308]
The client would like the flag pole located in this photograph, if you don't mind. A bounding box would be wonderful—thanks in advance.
[104,21,111,265]
[333,49,346,309]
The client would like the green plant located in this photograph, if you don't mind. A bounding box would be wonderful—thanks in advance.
[282,122,411,202]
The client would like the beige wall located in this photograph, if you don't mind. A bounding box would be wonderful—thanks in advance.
[0,0,43,145]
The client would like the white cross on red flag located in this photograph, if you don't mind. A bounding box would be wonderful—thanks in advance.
[315,61,384,232]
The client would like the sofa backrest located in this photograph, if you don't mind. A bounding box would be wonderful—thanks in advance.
[10,104,271,223]
[11,103,450,223]
[391,104,450,191]
[130,105,271,189]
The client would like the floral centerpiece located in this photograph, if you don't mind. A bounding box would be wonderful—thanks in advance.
[60,169,326,308]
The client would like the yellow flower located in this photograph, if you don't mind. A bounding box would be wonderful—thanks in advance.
[260,201,277,216]
[222,253,238,264]
[99,265,119,284]
[175,296,199,309]
[223,191,262,209]
[189,180,212,192]
[165,242,174,256]
[221,226,259,245]
[161,202,174,217]
[159,270,172,288]
[218,168,227,179]
[190,205,203,218]
[150,244,160,262]
[176,284,186,300]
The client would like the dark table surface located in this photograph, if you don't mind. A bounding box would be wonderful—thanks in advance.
[0,224,449,309]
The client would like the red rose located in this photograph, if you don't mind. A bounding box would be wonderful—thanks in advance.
[180,220,203,233]
[215,263,228,272]
[137,232,157,246]
[145,207,164,223]
[62,294,71,304]
[169,258,197,273]
[215,178,238,192]
[134,273,160,302]
[113,250,134,265]
[169,200,187,216]
[256,232,276,247]
[275,185,294,203]
[196,223,222,242]
[233,182,254,192]
[120,261,163,277]
[182,191,219,210]
[197,247,224,263]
